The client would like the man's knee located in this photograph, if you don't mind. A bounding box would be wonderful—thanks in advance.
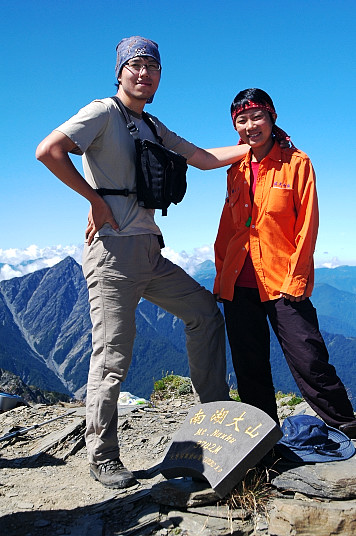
[187,307,223,334]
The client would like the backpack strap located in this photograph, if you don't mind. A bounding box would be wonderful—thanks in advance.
[142,112,164,145]
[111,96,164,145]
[96,188,135,197]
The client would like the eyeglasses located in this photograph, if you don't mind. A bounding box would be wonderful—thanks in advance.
[124,59,161,74]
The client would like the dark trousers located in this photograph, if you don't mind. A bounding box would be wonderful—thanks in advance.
[223,287,355,428]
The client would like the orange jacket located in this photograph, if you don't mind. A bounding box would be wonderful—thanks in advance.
[214,142,318,302]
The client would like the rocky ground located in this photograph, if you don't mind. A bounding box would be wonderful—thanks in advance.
[0,393,355,536]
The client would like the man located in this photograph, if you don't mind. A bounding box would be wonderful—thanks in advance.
[214,87,356,438]
[36,36,249,489]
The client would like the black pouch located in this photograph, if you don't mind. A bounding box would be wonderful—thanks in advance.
[135,138,187,214]
[112,96,187,216]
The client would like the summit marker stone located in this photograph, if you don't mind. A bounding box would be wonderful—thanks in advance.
[160,401,282,498]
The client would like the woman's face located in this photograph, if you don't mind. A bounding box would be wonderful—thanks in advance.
[234,108,276,157]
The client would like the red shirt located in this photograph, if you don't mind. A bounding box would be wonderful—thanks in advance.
[235,161,259,288]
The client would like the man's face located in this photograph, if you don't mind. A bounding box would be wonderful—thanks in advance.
[234,108,276,152]
[118,56,161,103]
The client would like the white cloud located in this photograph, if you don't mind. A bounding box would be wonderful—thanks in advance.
[314,255,356,269]
[0,245,83,264]
[161,244,214,275]
[315,257,341,269]
[0,265,23,280]
[0,243,214,281]
[1,243,354,283]
[0,245,84,281]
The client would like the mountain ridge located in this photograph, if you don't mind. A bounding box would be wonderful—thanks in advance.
[0,257,355,407]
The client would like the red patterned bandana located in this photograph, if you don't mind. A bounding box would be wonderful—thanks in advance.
[231,100,275,126]
[231,100,294,147]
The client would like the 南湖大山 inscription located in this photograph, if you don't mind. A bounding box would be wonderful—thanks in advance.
[160,401,282,498]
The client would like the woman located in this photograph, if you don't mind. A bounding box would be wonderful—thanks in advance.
[214,88,356,437]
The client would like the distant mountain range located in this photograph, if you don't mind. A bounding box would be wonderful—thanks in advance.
[0,258,355,408]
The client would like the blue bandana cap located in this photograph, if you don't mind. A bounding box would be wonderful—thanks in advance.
[115,36,161,104]
[115,36,161,75]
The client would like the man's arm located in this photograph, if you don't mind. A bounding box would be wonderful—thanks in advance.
[187,145,249,170]
[36,130,119,245]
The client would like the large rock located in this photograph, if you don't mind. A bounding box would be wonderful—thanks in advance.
[271,455,356,499]
[268,498,356,536]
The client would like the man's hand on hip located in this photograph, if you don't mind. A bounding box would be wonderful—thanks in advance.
[85,199,119,245]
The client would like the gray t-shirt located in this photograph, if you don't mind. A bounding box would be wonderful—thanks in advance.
[55,97,197,237]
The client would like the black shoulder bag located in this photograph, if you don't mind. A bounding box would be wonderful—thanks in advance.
[105,96,188,216]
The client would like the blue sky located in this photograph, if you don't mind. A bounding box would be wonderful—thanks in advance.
[1,0,356,266]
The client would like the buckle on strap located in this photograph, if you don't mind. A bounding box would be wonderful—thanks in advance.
[96,188,134,197]
[127,121,137,133]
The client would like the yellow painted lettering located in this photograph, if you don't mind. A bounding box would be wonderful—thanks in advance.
[245,423,262,438]
[225,411,247,432]
[194,427,207,436]
[210,408,230,424]
[190,409,207,425]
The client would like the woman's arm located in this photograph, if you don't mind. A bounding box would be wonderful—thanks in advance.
[279,158,319,298]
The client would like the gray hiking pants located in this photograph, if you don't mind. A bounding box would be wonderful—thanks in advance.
[82,234,229,464]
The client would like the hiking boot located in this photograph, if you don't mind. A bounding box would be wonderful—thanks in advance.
[339,420,356,440]
[90,458,137,488]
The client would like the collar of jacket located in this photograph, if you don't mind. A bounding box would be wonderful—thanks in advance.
[238,140,283,171]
